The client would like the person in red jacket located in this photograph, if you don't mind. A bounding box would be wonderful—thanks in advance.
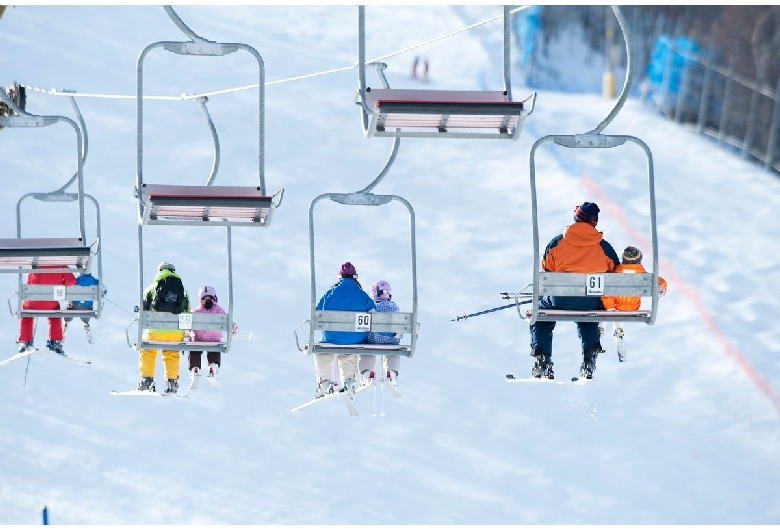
[17,265,76,354]
[529,202,620,380]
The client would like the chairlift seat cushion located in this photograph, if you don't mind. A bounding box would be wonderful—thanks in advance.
[364,88,525,133]
[141,184,273,224]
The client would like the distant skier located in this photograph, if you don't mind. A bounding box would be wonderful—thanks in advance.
[187,285,238,389]
[601,245,668,362]
[528,202,620,380]
[359,280,402,387]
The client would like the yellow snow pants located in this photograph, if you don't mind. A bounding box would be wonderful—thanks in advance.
[139,329,184,381]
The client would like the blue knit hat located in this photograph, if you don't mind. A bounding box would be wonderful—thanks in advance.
[573,202,600,226]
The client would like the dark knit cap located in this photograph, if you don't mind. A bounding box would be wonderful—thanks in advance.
[622,246,643,264]
[339,261,357,278]
[573,202,600,226]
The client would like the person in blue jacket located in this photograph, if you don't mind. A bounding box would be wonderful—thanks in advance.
[64,272,99,331]
[313,261,375,398]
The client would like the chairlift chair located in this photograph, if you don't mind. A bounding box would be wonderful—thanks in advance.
[10,191,103,321]
[131,7,278,353]
[522,6,661,328]
[524,135,659,327]
[294,192,420,360]
[356,6,537,140]
[0,88,102,321]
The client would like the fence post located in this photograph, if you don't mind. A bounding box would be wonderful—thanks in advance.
[697,59,713,134]
[660,38,675,117]
[766,78,780,173]
[675,52,690,124]
[718,59,734,146]
[742,82,761,160]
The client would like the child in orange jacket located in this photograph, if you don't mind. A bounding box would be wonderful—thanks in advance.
[601,246,667,361]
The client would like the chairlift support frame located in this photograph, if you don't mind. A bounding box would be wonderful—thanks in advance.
[356,6,536,140]
[0,89,104,321]
[523,6,660,327]
[131,7,272,353]
[294,192,420,359]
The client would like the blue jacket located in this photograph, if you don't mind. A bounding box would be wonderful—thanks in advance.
[316,278,375,344]
[73,273,99,308]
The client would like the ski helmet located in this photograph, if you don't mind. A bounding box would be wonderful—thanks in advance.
[158,261,175,272]
[198,285,218,302]
[371,280,392,301]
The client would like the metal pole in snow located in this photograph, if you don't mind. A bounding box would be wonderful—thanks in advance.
[42,506,49,525]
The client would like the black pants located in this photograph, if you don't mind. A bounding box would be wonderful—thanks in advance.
[188,351,221,371]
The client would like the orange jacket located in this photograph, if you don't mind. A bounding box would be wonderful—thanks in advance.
[542,222,620,273]
[601,263,668,311]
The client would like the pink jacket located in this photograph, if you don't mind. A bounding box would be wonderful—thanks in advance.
[189,303,238,342]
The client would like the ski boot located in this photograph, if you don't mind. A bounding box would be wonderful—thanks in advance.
[579,345,604,380]
[17,341,34,353]
[531,348,554,379]
[386,370,398,387]
[315,379,334,399]
[47,340,65,355]
[165,378,179,394]
[360,370,375,387]
[339,377,357,396]
[137,376,155,392]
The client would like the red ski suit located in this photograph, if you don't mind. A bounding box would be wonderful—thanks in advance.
[18,265,76,343]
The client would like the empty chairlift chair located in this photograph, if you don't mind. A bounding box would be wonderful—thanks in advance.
[355,6,536,140]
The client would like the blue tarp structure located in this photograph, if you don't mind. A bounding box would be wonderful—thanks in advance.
[644,35,720,121]
[646,35,702,95]
[513,6,542,84]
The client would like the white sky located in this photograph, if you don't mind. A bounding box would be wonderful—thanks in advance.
[0,5,779,525]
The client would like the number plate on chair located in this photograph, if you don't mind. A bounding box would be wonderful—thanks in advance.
[178,313,193,330]
[53,286,66,301]
[354,313,371,331]
[586,274,604,296]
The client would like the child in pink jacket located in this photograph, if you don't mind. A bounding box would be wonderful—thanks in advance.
[187,286,237,384]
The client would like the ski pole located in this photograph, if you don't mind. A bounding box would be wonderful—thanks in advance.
[452,299,533,322]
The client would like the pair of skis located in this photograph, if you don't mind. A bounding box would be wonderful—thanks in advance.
[110,389,190,400]
[505,373,592,385]
[187,370,221,391]
[110,372,221,400]
[291,377,404,416]
[0,347,91,368]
